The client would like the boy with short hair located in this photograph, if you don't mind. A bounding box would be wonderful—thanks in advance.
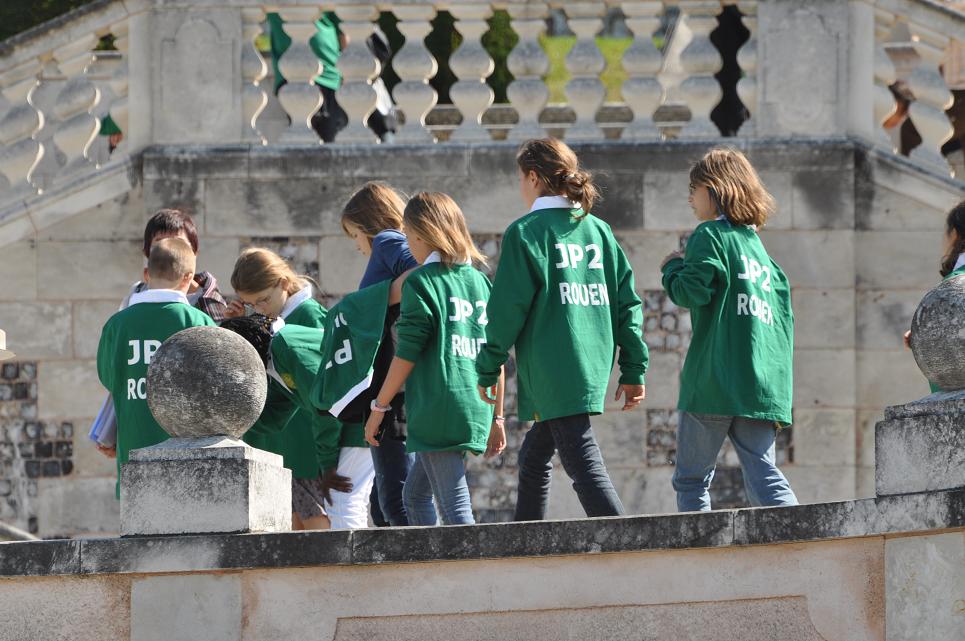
[97,237,216,497]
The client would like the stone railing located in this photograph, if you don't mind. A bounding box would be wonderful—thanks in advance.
[0,0,961,220]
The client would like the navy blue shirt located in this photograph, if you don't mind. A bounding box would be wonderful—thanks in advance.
[359,230,418,288]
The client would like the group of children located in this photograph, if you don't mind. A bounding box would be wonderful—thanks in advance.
[100,138,965,528]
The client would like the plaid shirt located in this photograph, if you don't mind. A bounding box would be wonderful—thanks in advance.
[122,271,228,322]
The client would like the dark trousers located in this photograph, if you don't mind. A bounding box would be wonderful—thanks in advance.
[370,432,414,526]
[514,413,625,521]
[311,84,348,143]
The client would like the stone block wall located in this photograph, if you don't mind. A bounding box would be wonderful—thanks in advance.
[0,139,961,536]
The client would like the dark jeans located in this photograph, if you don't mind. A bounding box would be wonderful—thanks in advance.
[514,413,625,521]
[371,434,414,526]
[311,84,349,143]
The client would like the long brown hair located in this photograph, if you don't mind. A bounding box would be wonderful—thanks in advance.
[689,147,776,227]
[341,181,406,243]
[231,248,314,295]
[404,192,486,267]
[516,138,600,216]
[941,200,965,277]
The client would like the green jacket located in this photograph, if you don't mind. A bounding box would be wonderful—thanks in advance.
[267,12,343,92]
[397,256,494,454]
[928,263,965,393]
[476,197,648,422]
[662,218,794,424]
[244,293,333,477]
[247,324,345,472]
[96,290,215,497]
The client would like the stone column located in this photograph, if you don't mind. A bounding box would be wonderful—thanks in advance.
[621,1,663,139]
[51,36,100,176]
[677,0,722,137]
[27,56,67,194]
[85,49,122,168]
[107,20,130,156]
[334,5,381,144]
[563,2,607,141]
[449,3,496,142]
[276,7,324,144]
[241,7,269,145]
[392,5,439,143]
[906,24,953,172]
[0,60,42,194]
[506,1,549,141]
[846,0,876,142]
[121,326,290,536]
[735,0,758,136]
[872,8,897,150]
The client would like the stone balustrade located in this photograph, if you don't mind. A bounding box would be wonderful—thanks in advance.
[0,0,961,218]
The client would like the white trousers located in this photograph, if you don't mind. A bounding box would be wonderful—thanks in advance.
[323,447,375,529]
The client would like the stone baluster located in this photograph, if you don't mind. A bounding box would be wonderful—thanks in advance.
[620,1,663,139]
[333,5,381,144]
[85,47,122,167]
[391,5,438,143]
[506,2,549,141]
[0,60,41,194]
[51,35,100,176]
[28,57,68,194]
[275,8,323,144]
[906,24,954,172]
[873,9,898,150]
[242,7,269,145]
[735,0,757,135]
[449,4,495,142]
[108,20,130,155]
[677,0,722,137]
[563,2,607,141]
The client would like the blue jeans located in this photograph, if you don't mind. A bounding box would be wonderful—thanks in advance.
[370,436,415,526]
[514,413,625,521]
[403,451,472,525]
[673,412,799,512]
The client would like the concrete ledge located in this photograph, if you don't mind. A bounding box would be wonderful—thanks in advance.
[3,488,965,579]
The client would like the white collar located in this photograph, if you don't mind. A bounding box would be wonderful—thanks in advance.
[128,289,190,306]
[423,251,471,266]
[716,214,757,232]
[279,285,312,320]
[270,317,286,335]
[954,253,965,271]
[529,195,580,212]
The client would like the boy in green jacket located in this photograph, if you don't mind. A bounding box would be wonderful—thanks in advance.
[661,147,797,512]
[97,238,216,497]
[476,139,648,521]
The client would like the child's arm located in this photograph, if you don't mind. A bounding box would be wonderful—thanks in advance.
[363,356,415,446]
[485,367,507,458]
[660,229,724,309]
[476,225,538,390]
[312,413,352,503]
[614,242,648,411]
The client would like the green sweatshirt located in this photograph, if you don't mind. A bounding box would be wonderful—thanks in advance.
[243,294,329,478]
[396,256,494,454]
[928,263,965,393]
[246,324,345,471]
[96,290,215,497]
[662,218,794,424]
[267,12,343,92]
[476,199,648,422]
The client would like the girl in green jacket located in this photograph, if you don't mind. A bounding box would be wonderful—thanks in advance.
[476,138,649,521]
[904,200,965,393]
[661,147,797,512]
[364,192,506,525]
[227,248,355,530]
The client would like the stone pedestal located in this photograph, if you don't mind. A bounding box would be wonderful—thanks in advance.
[875,392,965,497]
[120,436,291,537]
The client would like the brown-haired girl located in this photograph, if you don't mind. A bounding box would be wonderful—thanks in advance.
[363,192,506,525]
[229,248,366,531]
[476,138,649,521]
[660,146,797,512]
[340,181,419,528]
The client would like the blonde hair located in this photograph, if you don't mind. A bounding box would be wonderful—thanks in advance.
[148,237,196,283]
[231,248,312,295]
[689,147,776,227]
[404,192,486,268]
[516,138,600,217]
[341,182,406,242]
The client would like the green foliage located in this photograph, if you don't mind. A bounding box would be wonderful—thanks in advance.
[482,10,518,104]
[0,0,94,42]
[541,35,634,104]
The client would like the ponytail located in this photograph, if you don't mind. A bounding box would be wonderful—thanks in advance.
[517,138,600,217]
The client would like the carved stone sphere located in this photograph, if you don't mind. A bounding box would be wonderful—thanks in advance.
[147,326,267,439]
[910,275,965,392]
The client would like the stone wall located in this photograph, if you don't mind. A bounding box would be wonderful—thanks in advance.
[0,139,962,537]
